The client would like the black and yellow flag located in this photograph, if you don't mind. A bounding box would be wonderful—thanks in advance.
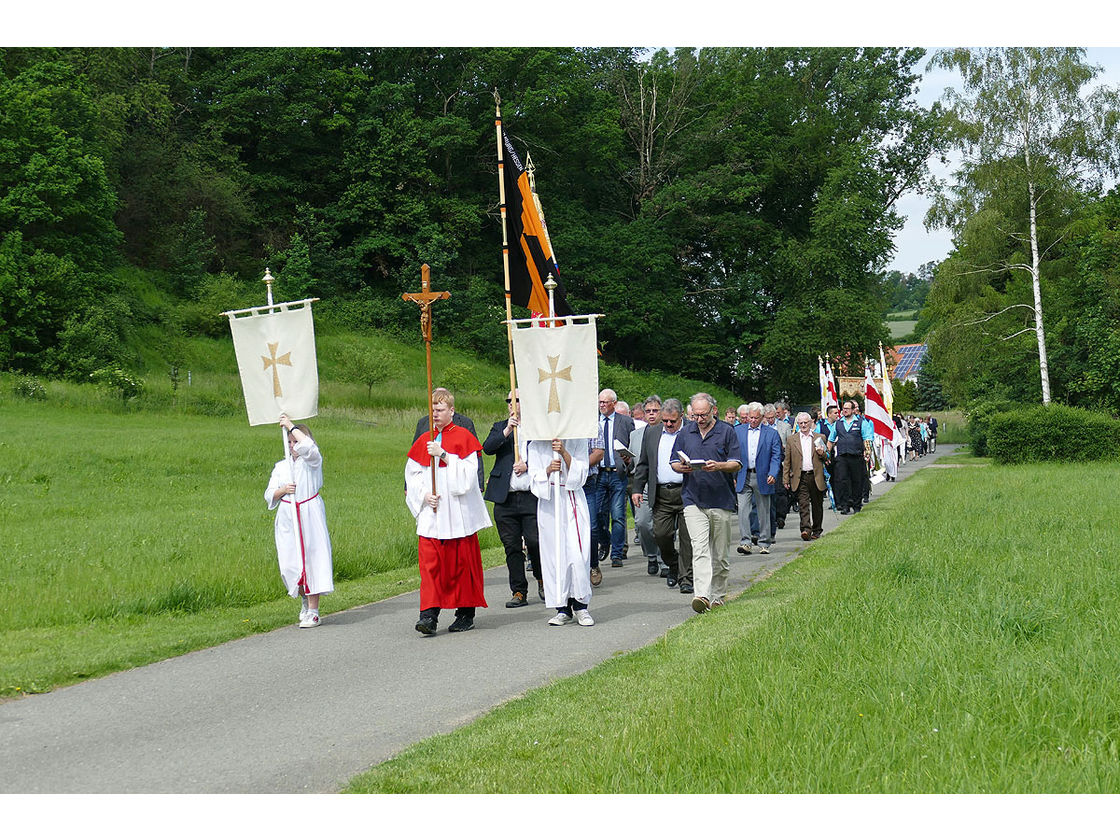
[501,128,572,317]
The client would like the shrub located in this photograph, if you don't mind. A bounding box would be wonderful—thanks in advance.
[965,397,1025,456]
[986,404,1120,464]
[14,375,47,400]
[91,367,145,403]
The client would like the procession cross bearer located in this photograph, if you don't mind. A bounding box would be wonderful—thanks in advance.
[402,266,491,636]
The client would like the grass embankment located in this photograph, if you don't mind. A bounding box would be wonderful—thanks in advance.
[348,458,1120,793]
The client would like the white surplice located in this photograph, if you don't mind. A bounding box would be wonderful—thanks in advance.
[528,439,592,608]
[405,451,491,538]
[265,437,333,597]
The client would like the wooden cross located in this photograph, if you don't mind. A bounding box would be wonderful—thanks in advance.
[538,354,572,414]
[401,264,450,344]
[262,341,292,397]
[402,264,451,493]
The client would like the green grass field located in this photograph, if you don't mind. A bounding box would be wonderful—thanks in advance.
[346,458,1120,793]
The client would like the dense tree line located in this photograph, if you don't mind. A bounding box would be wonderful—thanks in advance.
[1,47,942,401]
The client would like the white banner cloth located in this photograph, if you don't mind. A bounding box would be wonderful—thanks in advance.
[511,319,599,441]
[228,304,319,426]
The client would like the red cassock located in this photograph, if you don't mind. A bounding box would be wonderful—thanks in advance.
[406,424,490,611]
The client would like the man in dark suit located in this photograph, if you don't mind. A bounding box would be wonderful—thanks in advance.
[630,397,693,592]
[782,411,828,540]
[482,389,542,606]
[414,399,484,491]
[734,402,783,555]
[595,388,635,568]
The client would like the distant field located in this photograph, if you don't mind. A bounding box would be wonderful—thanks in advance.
[888,319,918,339]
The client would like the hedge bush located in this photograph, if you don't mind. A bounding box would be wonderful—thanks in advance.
[966,397,1025,456]
[985,404,1120,464]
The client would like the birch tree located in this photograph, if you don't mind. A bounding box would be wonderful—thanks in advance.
[929,47,1120,405]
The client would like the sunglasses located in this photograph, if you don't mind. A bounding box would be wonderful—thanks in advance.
[506,398,520,404]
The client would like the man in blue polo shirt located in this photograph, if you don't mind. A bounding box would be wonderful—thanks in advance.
[672,392,742,614]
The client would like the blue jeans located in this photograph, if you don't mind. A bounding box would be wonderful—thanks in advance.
[595,469,628,560]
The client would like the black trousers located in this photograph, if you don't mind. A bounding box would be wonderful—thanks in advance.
[833,453,865,511]
[495,490,541,595]
[651,484,692,585]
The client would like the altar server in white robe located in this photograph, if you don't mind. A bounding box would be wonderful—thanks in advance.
[529,437,595,627]
[265,414,333,628]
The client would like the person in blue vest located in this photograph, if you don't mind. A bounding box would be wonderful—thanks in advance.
[827,400,870,515]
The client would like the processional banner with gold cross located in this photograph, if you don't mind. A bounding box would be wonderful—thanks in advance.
[227,303,319,426]
[510,317,599,442]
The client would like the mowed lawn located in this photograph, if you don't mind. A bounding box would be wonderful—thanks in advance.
[348,459,1120,793]
[0,401,501,695]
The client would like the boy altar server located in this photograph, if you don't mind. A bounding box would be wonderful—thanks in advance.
[405,388,491,635]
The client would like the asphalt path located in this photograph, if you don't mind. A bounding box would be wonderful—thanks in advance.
[0,444,956,793]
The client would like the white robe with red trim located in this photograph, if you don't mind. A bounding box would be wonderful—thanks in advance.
[265,437,334,597]
[528,439,592,608]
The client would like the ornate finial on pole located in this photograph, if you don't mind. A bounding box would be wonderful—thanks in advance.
[493,88,501,107]
[263,267,275,307]
[545,273,558,326]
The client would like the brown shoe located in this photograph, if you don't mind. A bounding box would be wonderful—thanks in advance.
[691,596,710,614]
[801,530,811,541]
[590,566,603,586]
[505,592,528,608]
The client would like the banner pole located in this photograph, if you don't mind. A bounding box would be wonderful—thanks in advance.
[495,92,522,463]
[545,276,562,566]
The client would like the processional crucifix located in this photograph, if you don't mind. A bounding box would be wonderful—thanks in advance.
[402,263,450,493]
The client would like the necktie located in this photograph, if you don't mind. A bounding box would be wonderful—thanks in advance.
[603,416,612,467]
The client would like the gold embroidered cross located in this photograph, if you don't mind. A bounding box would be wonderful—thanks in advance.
[262,342,292,397]
[538,354,572,414]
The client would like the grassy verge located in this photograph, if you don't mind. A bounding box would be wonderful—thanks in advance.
[0,399,502,696]
[347,460,1120,793]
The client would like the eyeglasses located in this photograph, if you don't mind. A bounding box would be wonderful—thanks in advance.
[662,416,681,425]
[505,398,520,404]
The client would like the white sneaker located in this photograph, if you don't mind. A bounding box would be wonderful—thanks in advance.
[548,612,574,626]
[759,545,771,554]
[574,609,595,626]
[299,611,320,628]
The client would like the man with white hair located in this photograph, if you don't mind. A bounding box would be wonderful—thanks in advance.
[672,393,741,613]
[734,402,782,556]
[782,412,827,540]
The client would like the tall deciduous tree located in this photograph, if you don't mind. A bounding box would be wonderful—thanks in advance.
[929,47,1120,405]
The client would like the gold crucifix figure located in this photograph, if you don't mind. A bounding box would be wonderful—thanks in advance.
[538,354,572,413]
[262,342,293,397]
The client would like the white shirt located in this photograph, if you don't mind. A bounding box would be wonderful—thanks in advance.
[508,433,532,492]
[747,426,760,468]
[657,428,680,486]
[799,431,815,468]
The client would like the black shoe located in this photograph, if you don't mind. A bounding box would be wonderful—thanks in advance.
[448,615,474,633]
[659,567,669,578]
[647,560,659,576]
[597,547,609,563]
[679,583,694,594]
[505,592,528,608]
[415,615,437,635]
[751,537,758,545]
[538,580,545,601]
[777,518,785,529]
[667,577,678,588]
[611,559,624,568]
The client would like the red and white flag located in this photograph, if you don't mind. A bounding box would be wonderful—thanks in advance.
[863,367,894,439]
[825,359,839,409]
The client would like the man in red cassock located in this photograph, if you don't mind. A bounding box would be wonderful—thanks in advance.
[405,388,492,634]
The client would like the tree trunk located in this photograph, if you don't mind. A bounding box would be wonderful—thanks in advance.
[1027,175,1052,405]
